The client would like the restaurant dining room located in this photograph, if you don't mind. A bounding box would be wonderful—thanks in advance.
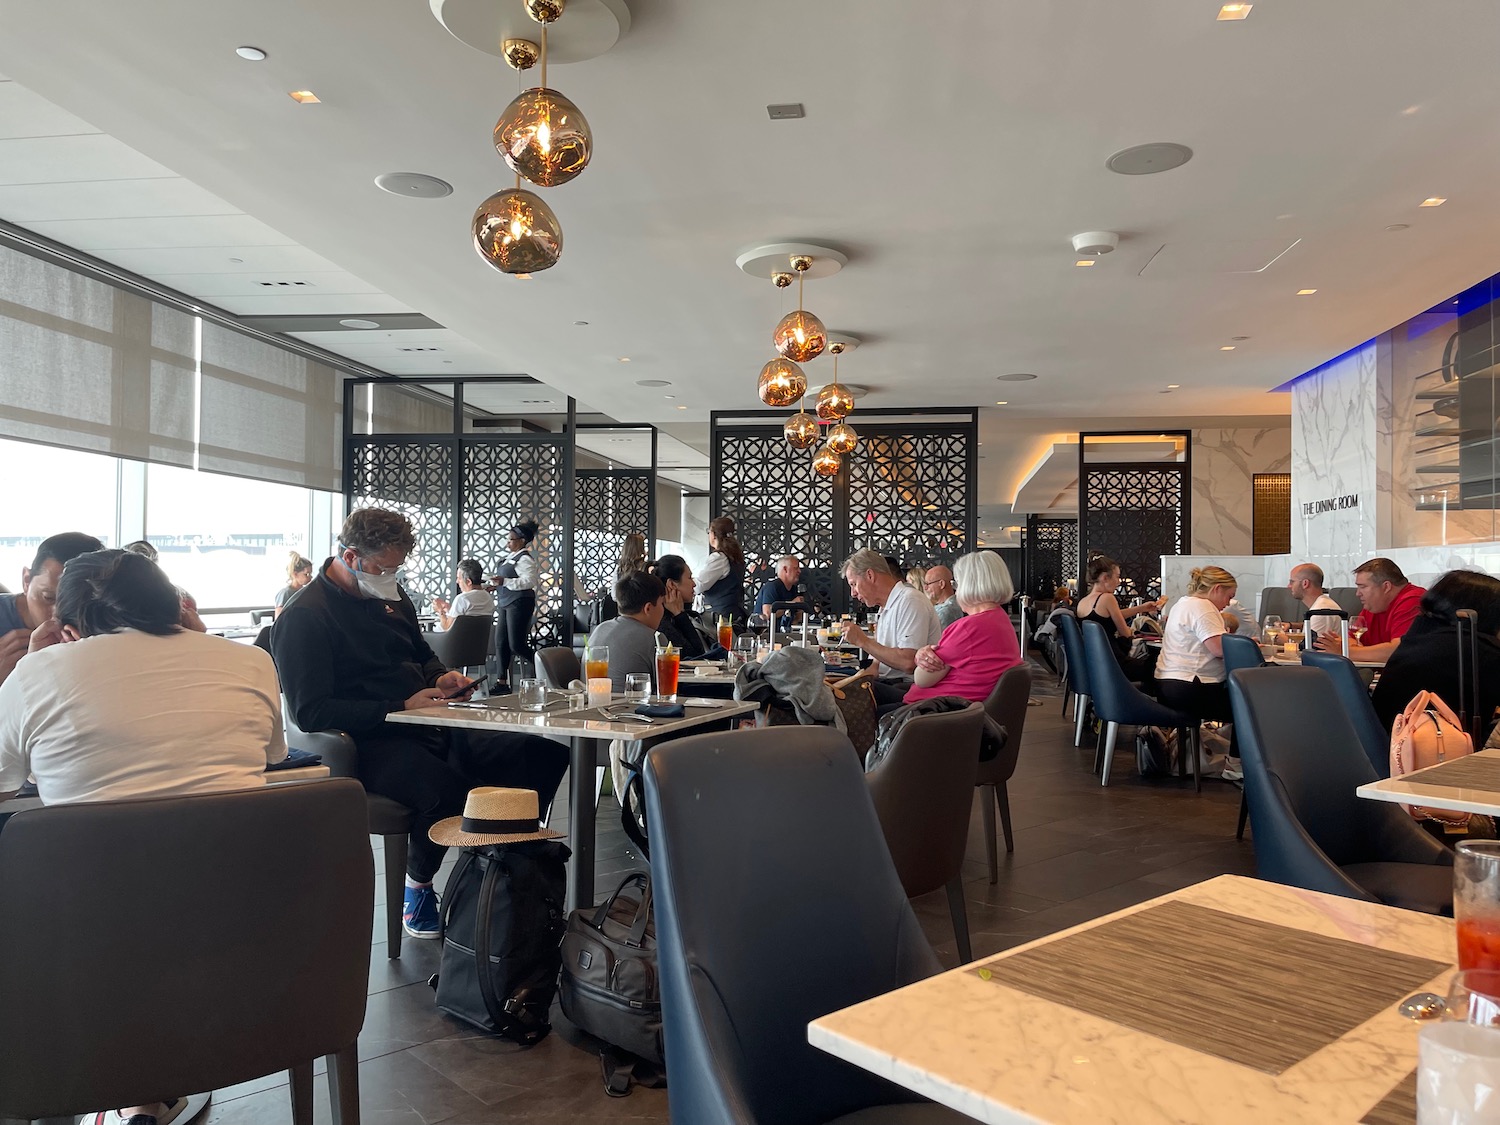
[7,2,1500,1123]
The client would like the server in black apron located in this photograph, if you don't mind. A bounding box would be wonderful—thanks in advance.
[490,519,539,689]
[698,515,746,625]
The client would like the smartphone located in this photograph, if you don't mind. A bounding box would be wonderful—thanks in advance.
[440,674,487,701]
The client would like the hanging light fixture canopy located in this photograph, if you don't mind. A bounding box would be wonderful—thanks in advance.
[525,0,565,20]
[812,443,841,477]
[473,185,563,273]
[758,357,806,408]
[774,254,827,363]
[826,420,858,454]
[784,407,819,450]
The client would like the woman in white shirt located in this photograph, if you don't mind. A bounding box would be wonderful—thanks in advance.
[432,558,495,631]
[490,520,540,690]
[1155,564,1238,743]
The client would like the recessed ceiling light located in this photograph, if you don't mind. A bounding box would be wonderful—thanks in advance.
[288,90,321,104]
[1297,289,1318,296]
[1216,3,1251,19]
[1167,384,1181,389]
[996,372,1038,382]
[338,318,380,329]
[1220,346,1236,351]
[676,405,687,410]
[573,320,589,326]
[1386,223,1410,232]
[373,172,453,199]
[1074,259,1096,268]
[663,394,676,399]
[1420,197,1447,207]
[636,379,671,387]
[995,400,1009,406]
[235,46,267,61]
[228,257,244,264]
[618,357,631,363]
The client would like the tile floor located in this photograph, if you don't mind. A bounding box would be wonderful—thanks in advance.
[206,661,1257,1124]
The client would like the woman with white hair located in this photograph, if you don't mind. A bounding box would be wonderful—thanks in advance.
[904,551,1021,703]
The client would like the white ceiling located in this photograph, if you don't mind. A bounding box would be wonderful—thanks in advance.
[4,0,1500,508]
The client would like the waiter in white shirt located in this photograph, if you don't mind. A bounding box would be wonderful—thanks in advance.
[840,548,943,706]
[489,519,539,690]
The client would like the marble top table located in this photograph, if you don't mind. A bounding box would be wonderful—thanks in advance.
[1357,748,1500,818]
[809,874,1453,1125]
[389,693,755,909]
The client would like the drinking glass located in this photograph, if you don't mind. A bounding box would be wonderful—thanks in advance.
[624,672,652,702]
[717,617,734,650]
[517,677,547,712]
[1262,615,1282,645]
[1456,842,1500,971]
[655,645,681,702]
[1351,621,1369,646]
[1418,1018,1500,1124]
[584,645,609,682]
[746,613,769,640]
[1446,970,1500,1029]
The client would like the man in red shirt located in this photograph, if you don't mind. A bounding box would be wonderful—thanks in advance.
[1316,557,1425,664]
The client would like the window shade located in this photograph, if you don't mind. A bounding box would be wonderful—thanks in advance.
[198,322,342,492]
[0,243,195,465]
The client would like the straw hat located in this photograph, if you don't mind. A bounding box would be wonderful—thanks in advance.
[428,787,563,847]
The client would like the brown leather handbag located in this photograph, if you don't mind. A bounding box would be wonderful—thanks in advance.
[828,676,878,759]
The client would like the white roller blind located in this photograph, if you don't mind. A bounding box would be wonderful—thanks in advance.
[198,322,342,491]
[0,244,195,465]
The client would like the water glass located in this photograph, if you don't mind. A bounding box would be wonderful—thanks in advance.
[1446,971,1500,1029]
[1457,842,1500,971]
[624,672,652,702]
[1418,1021,1500,1123]
[517,677,547,712]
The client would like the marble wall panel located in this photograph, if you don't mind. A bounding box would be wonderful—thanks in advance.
[1161,554,1269,620]
[1191,427,1292,555]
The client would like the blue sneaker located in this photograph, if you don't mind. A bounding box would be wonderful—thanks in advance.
[402,884,441,939]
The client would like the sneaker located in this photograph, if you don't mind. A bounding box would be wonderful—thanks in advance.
[403,884,441,938]
[1220,757,1245,783]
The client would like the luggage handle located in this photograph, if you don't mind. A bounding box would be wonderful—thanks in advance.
[590,871,653,946]
[1457,609,1478,736]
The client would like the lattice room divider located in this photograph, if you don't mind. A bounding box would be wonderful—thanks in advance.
[711,410,978,616]
[1078,455,1189,602]
[573,468,655,604]
[1023,516,1079,599]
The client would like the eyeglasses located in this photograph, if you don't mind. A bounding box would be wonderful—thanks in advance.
[922,578,946,587]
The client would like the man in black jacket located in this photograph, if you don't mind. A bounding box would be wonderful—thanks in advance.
[273,508,568,939]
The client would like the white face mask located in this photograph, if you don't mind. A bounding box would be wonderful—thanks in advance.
[342,555,402,601]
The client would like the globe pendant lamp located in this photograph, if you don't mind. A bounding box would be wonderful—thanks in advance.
[494,26,592,187]
[826,419,858,454]
[773,255,826,363]
[473,180,563,274]
[758,357,806,407]
[814,341,854,421]
[812,443,841,477]
[784,397,819,450]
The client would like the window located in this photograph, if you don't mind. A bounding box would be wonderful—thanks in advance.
[0,438,118,589]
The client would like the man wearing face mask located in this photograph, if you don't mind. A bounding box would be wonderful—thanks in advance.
[273,507,569,939]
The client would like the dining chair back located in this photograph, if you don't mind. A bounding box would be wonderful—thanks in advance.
[1080,620,1200,790]
[426,612,492,671]
[977,664,1033,879]
[1220,632,1266,675]
[1257,586,1301,629]
[1054,612,1092,746]
[0,780,372,1124]
[1328,586,1363,618]
[866,703,987,964]
[535,645,582,690]
[1228,667,1453,914]
[1300,650,1390,778]
[643,725,959,1125]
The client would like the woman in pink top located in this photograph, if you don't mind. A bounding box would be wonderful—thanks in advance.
[904,551,1021,703]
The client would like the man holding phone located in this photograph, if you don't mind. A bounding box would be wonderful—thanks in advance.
[273,507,568,939]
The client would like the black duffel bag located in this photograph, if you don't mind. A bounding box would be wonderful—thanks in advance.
[559,872,665,1094]
[433,839,570,1045]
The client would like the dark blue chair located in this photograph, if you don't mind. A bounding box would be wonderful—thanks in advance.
[1055,612,1092,748]
[1227,666,1453,914]
[643,725,971,1125]
[1081,620,1200,790]
[1220,632,1266,675]
[1301,650,1389,778]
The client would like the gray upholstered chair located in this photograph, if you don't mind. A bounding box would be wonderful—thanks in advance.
[866,704,988,964]
[0,780,372,1125]
[977,664,1032,880]
[425,612,492,673]
[535,645,582,690]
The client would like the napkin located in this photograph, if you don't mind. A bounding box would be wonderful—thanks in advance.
[636,702,685,718]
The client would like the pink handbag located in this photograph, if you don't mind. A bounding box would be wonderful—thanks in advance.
[1390,690,1473,826]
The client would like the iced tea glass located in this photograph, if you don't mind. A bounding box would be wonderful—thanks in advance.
[584,645,609,683]
[1456,842,1500,971]
[717,619,734,650]
[655,646,680,702]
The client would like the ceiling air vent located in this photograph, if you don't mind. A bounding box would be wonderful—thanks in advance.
[257,280,313,287]
[396,347,444,352]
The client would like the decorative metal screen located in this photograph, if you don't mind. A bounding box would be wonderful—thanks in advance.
[348,439,456,608]
[1080,464,1187,600]
[1253,472,1292,555]
[462,439,569,649]
[574,469,654,603]
[1024,517,1079,598]
[713,416,977,616]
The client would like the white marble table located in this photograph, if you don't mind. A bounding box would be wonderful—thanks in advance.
[388,694,756,908]
[809,875,1453,1125]
[1358,748,1500,817]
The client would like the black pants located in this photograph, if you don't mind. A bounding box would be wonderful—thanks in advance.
[1157,677,1237,756]
[357,724,569,882]
[870,677,913,708]
[496,592,536,684]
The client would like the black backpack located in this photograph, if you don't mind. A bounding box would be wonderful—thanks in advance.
[559,872,666,1095]
[432,839,570,1044]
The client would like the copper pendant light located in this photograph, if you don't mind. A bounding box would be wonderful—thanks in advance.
[773,255,827,363]
[494,22,592,188]
[814,341,854,421]
[758,357,806,407]
[826,420,858,454]
[473,179,563,273]
[784,384,819,450]
[812,443,841,477]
